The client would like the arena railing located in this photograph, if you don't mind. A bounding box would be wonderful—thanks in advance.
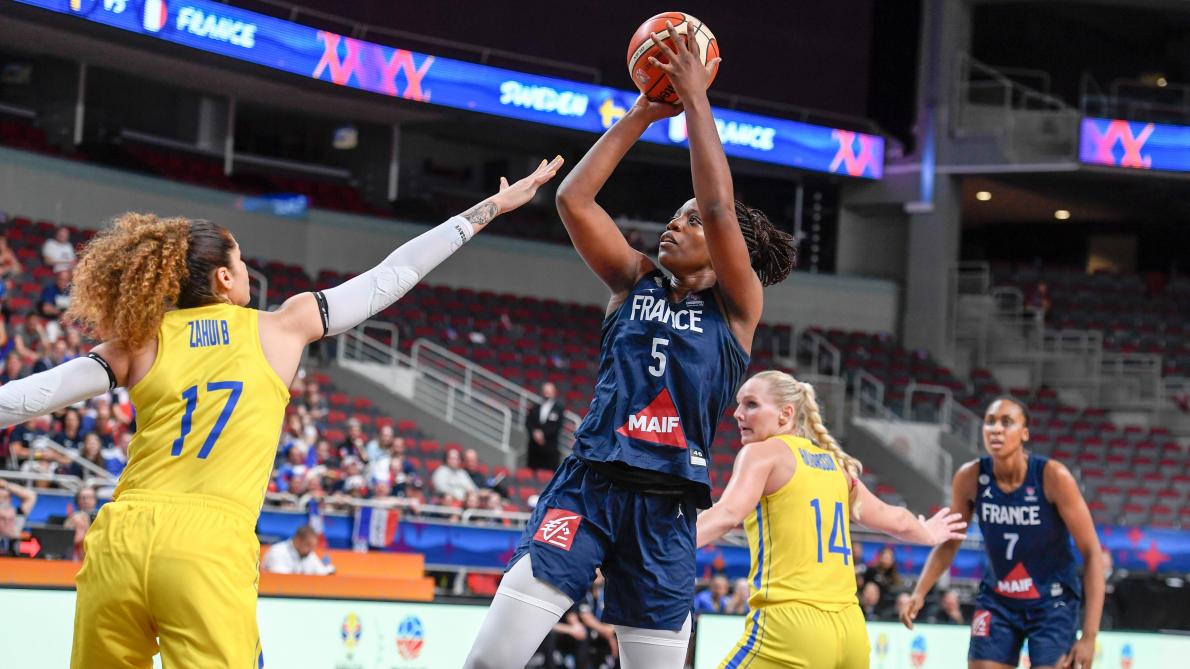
[0,470,85,492]
[337,324,515,464]
[409,338,584,453]
[852,370,955,486]
[34,437,118,485]
[800,329,842,378]
[246,266,269,310]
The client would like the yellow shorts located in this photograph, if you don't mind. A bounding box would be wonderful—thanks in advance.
[718,602,870,669]
[70,491,262,669]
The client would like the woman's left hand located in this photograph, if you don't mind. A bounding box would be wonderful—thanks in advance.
[920,507,968,546]
[648,21,721,104]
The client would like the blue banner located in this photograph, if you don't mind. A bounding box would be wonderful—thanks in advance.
[235,193,308,218]
[1080,116,1190,173]
[17,0,883,177]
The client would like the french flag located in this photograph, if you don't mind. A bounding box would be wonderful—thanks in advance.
[352,506,399,550]
[306,498,328,552]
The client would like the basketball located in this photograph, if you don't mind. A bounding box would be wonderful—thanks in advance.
[626,12,720,104]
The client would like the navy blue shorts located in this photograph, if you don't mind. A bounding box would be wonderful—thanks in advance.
[968,592,1080,666]
[508,455,697,632]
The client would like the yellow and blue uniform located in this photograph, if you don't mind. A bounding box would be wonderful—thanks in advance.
[719,435,869,669]
[71,303,289,669]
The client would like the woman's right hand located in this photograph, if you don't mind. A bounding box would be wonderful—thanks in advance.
[627,94,683,125]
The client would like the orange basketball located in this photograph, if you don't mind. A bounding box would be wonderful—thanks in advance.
[626,12,719,104]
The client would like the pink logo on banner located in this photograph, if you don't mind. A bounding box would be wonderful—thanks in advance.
[1084,120,1154,168]
[313,31,435,101]
[829,130,880,177]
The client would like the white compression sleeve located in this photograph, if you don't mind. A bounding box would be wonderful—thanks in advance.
[319,215,475,335]
[0,355,114,428]
[615,614,693,669]
[462,555,574,669]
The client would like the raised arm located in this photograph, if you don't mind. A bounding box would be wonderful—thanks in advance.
[265,157,563,351]
[696,440,782,548]
[555,97,677,297]
[901,461,978,629]
[851,479,967,545]
[1045,460,1103,669]
[651,25,762,325]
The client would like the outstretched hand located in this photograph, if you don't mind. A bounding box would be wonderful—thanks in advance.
[919,507,968,546]
[489,156,565,216]
[648,21,721,104]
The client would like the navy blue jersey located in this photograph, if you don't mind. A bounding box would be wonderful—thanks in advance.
[974,454,1081,609]
[572,271,749,507]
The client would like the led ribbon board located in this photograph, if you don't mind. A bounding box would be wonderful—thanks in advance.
[19,0,883,178]
[1080,116,1190,173]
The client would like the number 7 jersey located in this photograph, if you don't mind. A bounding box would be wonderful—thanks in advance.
[114,303,291,516]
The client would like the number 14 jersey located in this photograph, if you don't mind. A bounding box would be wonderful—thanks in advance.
[115,303,290,516]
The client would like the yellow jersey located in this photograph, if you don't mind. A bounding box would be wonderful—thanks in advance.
[744,435,857,611]
[114,303,290,515]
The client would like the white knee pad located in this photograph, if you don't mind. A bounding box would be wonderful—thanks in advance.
[462,556,575,669]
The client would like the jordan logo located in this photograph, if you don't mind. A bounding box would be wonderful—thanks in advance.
[616,388,687,448]
[995,563,1040,599]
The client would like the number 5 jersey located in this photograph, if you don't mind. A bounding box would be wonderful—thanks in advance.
[571,271,749,508]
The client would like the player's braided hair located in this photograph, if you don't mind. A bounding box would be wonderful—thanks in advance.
[66,213,236,351]
[735,200,796,286]
[751,370,862,479]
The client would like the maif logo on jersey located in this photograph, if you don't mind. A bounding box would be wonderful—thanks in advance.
[534,508,583,551]
[995,563,1040,599]
[616,388,687,449]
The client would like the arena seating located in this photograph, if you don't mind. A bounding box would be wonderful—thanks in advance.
[991,262,1190,377]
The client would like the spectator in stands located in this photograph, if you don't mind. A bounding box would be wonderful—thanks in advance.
[336,456,367,496]
[82,396,120,447]
[261,525,335,575]
[866,545,901,592]
[303,381,329,425]
[11,314,49,363]
[65,433,105,479]
[52,407,85,451]
[525,382,564,471]
[38,270,72,319]
[463,448,507,500]
[432,448,477,502]
[0,504,22,557]
[1,353,26,383]
[926,589,965,625]
[726,577,750,615]
[1026,281,1051,314]
[0,479,36,518]
[364,423,398,463]
[41,226,76,272]
[102,432,130,478]
[860,581,882,621]
[338,417,368,462]
[853,540,868,588]
[1101,548,1121,631]
[368,476,396,503]
[694,574,731,613]
[66,509,90,561]
[312,438,341,470]
[0,235,24,279]
[367,433,420,494]
[547,603,590,665]
[275,445,308,493]
[578,571,619,663]
[32,338,72,374]
[74,485,98,519]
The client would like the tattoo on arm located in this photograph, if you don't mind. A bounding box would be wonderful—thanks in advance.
[461,202,498,228]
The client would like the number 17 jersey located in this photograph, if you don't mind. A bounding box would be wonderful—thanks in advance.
[114,303,291,516]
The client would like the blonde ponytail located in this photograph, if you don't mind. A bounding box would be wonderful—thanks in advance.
[749,370,862,481]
